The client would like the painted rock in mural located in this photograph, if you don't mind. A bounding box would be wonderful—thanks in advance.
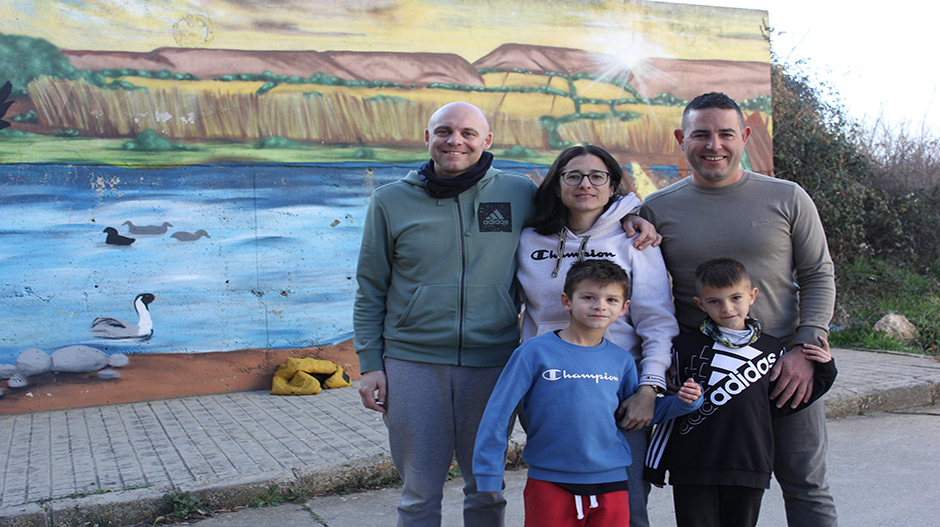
[97,369,121,379]
[108,353,130,367]
[51,345,110,373]
[7,373,28,388]
[0,363,17,379]
[16,348,52,376]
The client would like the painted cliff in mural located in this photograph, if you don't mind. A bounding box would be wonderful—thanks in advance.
[0,0,771,412]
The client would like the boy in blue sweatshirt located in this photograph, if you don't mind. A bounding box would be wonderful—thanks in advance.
[473,259,703,526]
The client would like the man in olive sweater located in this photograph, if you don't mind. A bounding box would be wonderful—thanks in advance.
[640,92,838,526]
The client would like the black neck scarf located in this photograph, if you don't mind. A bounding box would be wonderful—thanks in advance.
[418,151,494,198]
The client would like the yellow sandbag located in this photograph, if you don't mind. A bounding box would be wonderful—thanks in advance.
[272,370,322,395]
[271,357,351,395]
[321,366,351,389]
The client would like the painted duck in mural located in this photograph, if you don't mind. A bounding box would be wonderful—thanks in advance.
[91,293,157,340]
[103,227,135,245]
[123,221,173,234]
[171,229,211,241]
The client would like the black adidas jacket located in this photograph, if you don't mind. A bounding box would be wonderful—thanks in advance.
[645,331,837,489]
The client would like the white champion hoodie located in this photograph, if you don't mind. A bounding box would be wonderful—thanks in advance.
[516,194,676,387]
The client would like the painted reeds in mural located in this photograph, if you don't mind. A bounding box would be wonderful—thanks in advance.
[16,43,772,170]
[26,77,533,145]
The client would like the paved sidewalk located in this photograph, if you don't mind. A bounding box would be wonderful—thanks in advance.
[1,348,939,526]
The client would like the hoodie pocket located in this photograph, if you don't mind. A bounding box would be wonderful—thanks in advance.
[391,284,460,346]
[463,285,520,346]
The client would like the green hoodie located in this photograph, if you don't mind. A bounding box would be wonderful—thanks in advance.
[354,167,537,373]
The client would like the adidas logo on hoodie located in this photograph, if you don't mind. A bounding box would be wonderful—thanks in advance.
[479,202,512,232]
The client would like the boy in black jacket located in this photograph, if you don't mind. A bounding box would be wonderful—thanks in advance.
[645,258,837,527]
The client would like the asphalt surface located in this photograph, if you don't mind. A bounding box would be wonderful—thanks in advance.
[1,347,939,526]
[189,407,940,527]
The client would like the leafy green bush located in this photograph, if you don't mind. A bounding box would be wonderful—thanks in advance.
[12,109,38,123]
[353,147,375,159]
[772,54,940,355]
[255,136,304,149]
[123,129,196,151]
[503,145,537,159]
[0,128,36,138]
[0,33,80,96]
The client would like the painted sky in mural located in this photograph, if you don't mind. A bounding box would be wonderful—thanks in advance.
[3,0,766,62]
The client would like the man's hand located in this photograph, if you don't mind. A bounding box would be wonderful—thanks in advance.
[622,214,662,250]
[769,345,815,409]
[359,370,387,413]
[616,385,657,431]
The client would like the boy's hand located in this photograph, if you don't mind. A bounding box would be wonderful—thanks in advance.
[802,336,832,363]
[621,214,662,249]
[677,378,702,403]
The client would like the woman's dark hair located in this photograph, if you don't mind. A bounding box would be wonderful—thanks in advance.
[529,145,629,235]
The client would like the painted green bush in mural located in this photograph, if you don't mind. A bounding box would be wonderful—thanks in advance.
[0,33,80,95]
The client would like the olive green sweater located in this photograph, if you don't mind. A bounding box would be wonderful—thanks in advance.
[640,172,835,348]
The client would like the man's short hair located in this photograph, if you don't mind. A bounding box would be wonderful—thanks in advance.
[694,257,751,292]
[682,92,745,130]
[564,259,631,299]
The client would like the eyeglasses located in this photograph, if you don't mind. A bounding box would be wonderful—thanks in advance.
[560,170,610,186]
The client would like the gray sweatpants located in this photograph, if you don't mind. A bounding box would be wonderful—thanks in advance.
[625,427,652,527]
[773,399,838,526]
[384,358,507,527]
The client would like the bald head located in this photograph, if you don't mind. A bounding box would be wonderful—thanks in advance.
[427,102,490,132]
[424,101,493,178]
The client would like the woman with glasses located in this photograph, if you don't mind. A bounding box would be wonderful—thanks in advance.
[515,145,677,527]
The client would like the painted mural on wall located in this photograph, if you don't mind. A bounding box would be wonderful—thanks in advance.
[0,0,771,412]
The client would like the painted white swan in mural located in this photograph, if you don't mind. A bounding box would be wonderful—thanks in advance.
[91,293,157,340]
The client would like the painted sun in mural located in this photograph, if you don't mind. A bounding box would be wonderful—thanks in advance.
[173,14,215,48]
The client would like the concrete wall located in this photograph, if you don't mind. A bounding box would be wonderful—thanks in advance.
[0,0,771,412]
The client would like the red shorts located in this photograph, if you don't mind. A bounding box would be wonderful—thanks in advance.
[523,478,630,527]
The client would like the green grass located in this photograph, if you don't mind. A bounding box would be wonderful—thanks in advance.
[831,257,940,355]
[160,490,211,521]
[248,486,287,508]
[0,135,561,167]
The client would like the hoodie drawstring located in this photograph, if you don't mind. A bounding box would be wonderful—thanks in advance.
[551,232,566,278]
[551,231,592,278]
[574,494,599,520]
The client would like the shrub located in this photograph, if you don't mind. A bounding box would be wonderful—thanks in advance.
[772,53,940,355]
[123,129,196,151]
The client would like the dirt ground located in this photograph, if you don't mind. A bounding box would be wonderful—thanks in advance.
[0,340,359,415]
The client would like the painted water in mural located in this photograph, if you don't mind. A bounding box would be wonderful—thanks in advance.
[0,161,551,365]
[2,162,376,362]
